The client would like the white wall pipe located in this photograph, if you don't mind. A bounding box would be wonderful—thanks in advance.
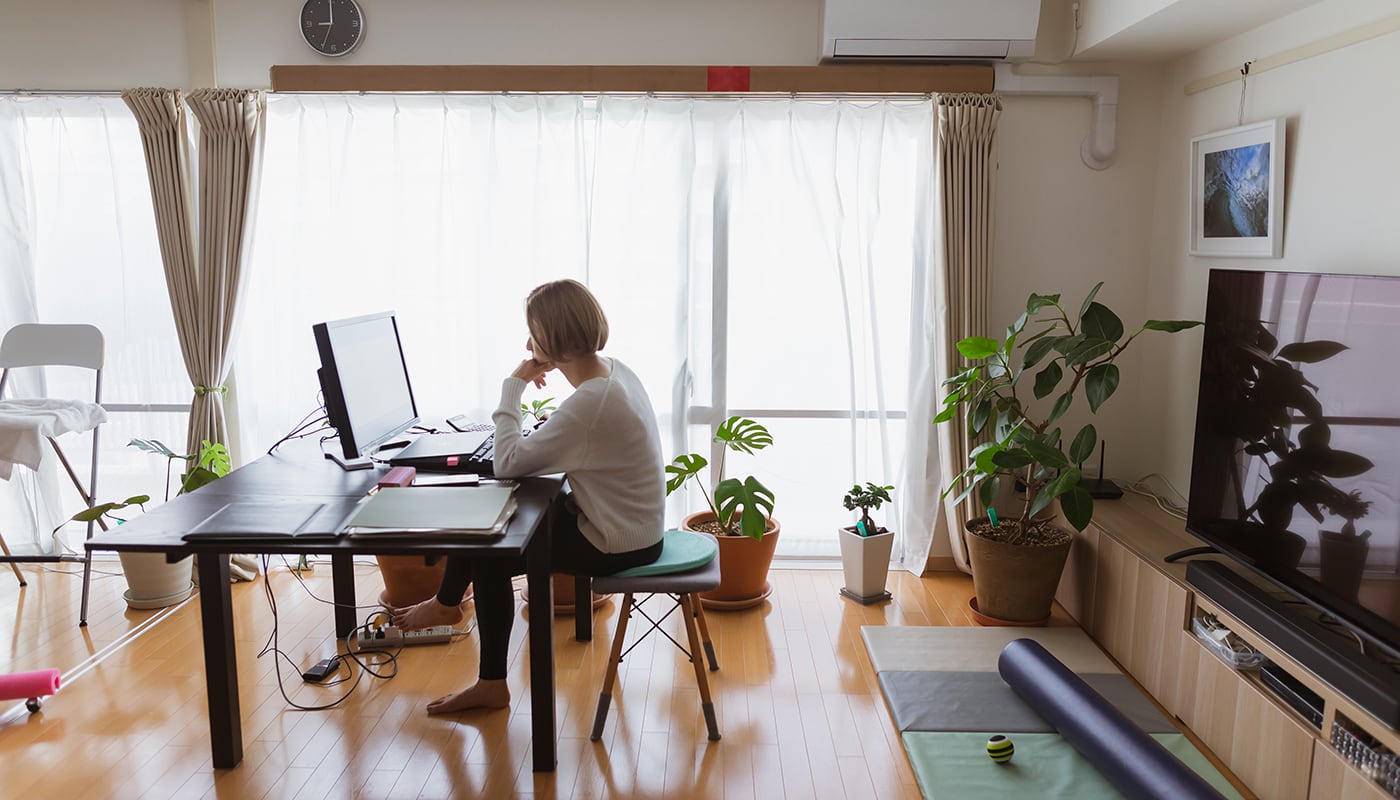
[993,62,1119,170]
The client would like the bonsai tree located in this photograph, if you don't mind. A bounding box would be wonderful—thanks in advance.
[665,415,775,540]
[935,282,1201,539]
[843,482,893,536]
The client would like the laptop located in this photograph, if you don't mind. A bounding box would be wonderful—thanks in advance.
[387,429,496,474]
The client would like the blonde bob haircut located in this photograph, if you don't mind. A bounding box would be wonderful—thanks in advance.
[525,279,610,362]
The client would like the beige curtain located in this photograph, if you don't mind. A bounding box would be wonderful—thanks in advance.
[933,93,1002,574]
[123,88,265,457]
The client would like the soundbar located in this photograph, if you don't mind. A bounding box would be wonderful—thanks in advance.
[1185,560,1400,730]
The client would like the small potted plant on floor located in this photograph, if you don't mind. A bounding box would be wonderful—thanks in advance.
[935,283,1200,624]
[76,438,231,608]
[839,481,895,604]
[666,415,779,609]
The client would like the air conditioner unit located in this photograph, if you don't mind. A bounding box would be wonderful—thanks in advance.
[821,0,1043,62]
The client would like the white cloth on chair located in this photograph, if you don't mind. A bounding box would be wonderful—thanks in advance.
[0,398,108,480]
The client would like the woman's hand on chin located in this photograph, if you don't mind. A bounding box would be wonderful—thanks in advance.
[512,358,554,388]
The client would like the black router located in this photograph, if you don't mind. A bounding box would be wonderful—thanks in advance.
[1079,441,1123,499]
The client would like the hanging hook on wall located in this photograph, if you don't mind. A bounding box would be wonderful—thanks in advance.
[1237,61,1253,126]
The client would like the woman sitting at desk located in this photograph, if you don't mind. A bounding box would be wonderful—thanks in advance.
[391,278,664,714]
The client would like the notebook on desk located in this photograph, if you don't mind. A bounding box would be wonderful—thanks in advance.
[341,485,515,538]
[182,500,338,541]
[387,430,496,475]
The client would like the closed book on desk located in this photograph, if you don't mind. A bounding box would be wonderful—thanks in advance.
[343,485,515,537]
[182,500,332,541]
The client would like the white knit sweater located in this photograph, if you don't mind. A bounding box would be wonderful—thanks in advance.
[491,358,664,554]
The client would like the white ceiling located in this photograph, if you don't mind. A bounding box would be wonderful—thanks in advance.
[1072,0,1326,61]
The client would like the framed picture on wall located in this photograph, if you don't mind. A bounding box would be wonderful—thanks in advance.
[1189,118,1285,258]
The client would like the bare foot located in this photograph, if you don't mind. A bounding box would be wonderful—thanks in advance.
[389,597,463,630]
[426,679,510,714]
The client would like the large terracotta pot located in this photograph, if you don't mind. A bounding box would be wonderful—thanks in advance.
[521,572,610,614]
[681,510,780,610]
[964,523,1071,624]
[375,555,471,609]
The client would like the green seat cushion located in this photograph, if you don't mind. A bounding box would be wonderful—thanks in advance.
[612,529,717,577]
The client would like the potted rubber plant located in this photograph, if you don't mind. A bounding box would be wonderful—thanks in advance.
[75,438,231,609]
[838,482,895,604]
[935,283,1200,623]
[666,415,779,609]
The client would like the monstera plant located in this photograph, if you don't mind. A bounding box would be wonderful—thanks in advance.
[665,415,780,609]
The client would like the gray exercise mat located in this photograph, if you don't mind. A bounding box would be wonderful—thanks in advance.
[877,670,1178,734]
[861,625,1118,674]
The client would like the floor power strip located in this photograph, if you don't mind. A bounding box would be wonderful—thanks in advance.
[350,625,457,651]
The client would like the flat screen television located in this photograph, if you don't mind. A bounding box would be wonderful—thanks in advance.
[312,311,420,469]
[1186,268,1400,661]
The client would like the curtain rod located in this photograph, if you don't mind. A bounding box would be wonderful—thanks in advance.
[1185,12,1400,95]
[0,90,124,97]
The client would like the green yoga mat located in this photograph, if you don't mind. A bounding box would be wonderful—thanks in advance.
[900,732,1243,800]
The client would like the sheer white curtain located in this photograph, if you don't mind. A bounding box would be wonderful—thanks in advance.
[236,94,691,467]
[235,93,938,562]
[0,95,186,552]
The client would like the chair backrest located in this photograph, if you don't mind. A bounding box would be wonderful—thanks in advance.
[0,324,104,370]
[0,323,105,400]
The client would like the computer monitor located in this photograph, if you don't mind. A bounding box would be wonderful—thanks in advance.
[312,311,420,470]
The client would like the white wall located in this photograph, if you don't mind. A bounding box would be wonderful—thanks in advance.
[0,0,822,90]
[1141,0,1400,498]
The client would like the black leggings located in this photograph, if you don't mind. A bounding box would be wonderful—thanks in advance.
[436,510,662,680]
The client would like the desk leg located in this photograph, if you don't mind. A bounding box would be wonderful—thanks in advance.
[197,554,243,769]
[527,523,557,772]
[574,576,592,642]
[331,553,356,639]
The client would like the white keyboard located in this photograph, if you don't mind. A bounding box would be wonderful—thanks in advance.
[351,624,457,651]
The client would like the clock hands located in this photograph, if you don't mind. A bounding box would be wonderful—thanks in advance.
[321,0,335,48]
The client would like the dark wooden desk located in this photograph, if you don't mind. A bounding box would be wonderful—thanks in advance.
[85,441,565,772]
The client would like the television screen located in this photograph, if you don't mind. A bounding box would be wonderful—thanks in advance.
[1187,268,1400,655]
[312,311,420,463]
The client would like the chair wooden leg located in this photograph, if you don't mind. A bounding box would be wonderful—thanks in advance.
[0,531,27,586]
[692,594,718,671]
[680,593,720,741]
[591,592,634,741]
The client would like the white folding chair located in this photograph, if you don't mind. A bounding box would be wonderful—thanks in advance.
[0,323,106,627]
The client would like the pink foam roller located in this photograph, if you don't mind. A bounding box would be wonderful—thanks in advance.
[0,668,61,712]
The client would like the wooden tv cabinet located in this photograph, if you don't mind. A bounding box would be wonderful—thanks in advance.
[1054,492,1398,800]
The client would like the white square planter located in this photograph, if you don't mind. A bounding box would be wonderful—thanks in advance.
[838,526,894,604]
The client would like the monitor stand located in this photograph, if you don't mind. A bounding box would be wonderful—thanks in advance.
[324,450,374,471]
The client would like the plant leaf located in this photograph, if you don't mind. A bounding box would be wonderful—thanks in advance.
[977,474,1001,507]
[933,404,958,425]
[1078,282,1104,321]
[1277,340,1348,363]
[991,448,1035,469]
[1033,362,1063,400]
[1026,293,1060,314]
[1047,392,1074,425]
[128,438,180,459]
[1085,363,1120,412]
[1060,486,1095,531]
[1144,319,1202,333]
[715,476,775,541]
[665,453,707,495]
[715,416,772,454]
[971,398,993,434]
[1021,336,1061,370]
[957,336,1000,360]
[1069,424,1097,465]
[1064,339,1115,367]
[1045,467,1082,498]
[1080,301,1124,342]
[1022,439,1070,469]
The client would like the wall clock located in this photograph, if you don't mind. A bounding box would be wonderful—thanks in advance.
[300,0,365,57]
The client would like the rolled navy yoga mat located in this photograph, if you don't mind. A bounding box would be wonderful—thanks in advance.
[997,638,1224,800]
[0,668,60,708]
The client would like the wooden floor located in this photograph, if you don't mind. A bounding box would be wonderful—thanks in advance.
[0,556,1080,799]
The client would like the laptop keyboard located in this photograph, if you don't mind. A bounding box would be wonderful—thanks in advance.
[470,434,495,463]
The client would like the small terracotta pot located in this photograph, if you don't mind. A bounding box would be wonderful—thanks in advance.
[682,510,780,610]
